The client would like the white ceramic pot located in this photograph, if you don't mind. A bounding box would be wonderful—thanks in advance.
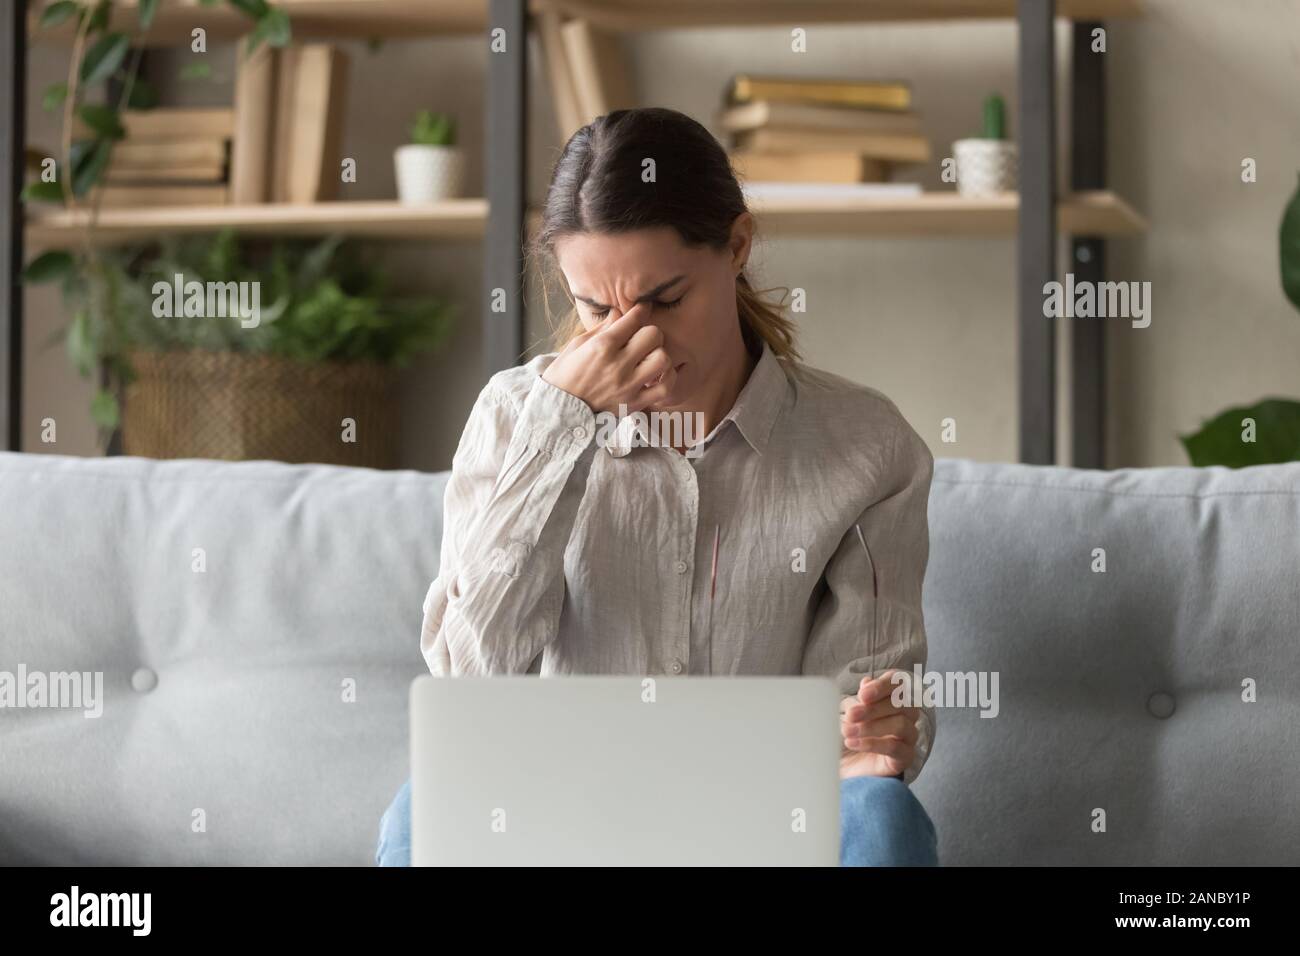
[393,144,464,203]
[953,138,1018,197]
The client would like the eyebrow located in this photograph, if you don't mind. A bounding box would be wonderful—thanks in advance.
[572,274,686,310]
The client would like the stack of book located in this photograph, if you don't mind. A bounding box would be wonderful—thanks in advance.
[70,42,350,210]
[231,43,351,205]
[79,108,233,208]
[719,74,930,194]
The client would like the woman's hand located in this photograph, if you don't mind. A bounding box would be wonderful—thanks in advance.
[839,669,920,779]
[542,301,678,415]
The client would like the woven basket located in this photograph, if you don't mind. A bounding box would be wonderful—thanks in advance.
[122,350,398,468]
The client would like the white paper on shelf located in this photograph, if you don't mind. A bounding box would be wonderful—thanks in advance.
[739,181,924,199]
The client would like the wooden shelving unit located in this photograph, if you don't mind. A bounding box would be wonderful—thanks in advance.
[23,190,1146,248]
[2,0,1148,468]
[526,0,1141,30]
[741,189,1145,237]
[24,199,490,247]
[30,0,487,45]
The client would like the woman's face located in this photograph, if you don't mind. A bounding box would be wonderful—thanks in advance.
[554,214,754,409]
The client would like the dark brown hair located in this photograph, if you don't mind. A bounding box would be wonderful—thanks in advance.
[527,107,801,361]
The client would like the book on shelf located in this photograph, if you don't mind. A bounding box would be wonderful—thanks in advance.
[73,107,235,142]
[94,185,230,208]
[230,43,277,204]
[739,181,923,200]
[719,75,930,179]
[719,100,922,136]
[69,108,234,202]
[560,16,634,126]
[104,163,227,185]
[111,139,229,169]
[726,74,912,112]
[730,150,890,184]
[734,127,931,165]
[272,44,351,204]
[230,42,351,205]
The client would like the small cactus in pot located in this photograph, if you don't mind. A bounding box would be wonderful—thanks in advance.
[394,110,465,203]
[953,93,1018,197]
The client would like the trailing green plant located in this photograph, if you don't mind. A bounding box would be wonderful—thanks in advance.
[409,110,456,147]
[1178,174,1300,466]
[21,1,294,435]
[27,229,455,430]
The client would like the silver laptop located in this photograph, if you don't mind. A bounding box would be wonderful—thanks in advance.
[409,675,842,866]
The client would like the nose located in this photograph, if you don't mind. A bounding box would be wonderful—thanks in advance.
[612,299,647,323]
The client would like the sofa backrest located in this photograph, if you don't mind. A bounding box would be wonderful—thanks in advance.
[2,451,1296,864]
[0,452,445,865]
[917,457,1300,864]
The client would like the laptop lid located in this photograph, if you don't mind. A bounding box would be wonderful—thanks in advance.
[409,675,841,866]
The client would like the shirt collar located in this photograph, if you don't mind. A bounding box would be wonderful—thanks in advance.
[601,341,788,458]
[723,341,788,455]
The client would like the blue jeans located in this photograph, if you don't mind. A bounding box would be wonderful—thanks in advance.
[375,775,938,866]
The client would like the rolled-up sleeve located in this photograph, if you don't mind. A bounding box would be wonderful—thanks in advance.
[421,370,599,676]
[800,418,937,785]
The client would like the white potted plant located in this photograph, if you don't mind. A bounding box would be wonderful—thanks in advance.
[953,93,1018,197]
[394,110,464,203]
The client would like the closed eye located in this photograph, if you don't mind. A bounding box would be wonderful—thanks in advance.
[588,295,685,321]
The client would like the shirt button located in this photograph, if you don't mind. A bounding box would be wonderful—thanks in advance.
[674,560,688,574]
[669,658,683,674]
[572,426,587,441]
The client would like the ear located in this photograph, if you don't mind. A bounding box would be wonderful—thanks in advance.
[729,211,755,275]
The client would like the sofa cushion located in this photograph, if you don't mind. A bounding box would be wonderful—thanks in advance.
[0,452,444,865]
[913,458,1300,864]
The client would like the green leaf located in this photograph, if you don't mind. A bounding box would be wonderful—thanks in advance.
[39,1,79,29]
[81,33,131,87]
[90,390,121,429]
[76,103,125,139]
[228,0,271,17]
[245,7,291,53]
[1179,398,1300,467]
[66,309,95,378]
[22,250,76,284]
[72,139,114,196]
[21,180,65,203]
[1280,172,1300,314]
[42,82,69,111]
[127,77,160,110]
[409,110,455,146]
[138,0,160,31]
[83,0,110,32]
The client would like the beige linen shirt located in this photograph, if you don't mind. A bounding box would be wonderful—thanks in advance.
[421,341,937,783]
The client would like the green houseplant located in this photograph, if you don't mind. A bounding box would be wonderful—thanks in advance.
[21,3,457,467]
[1178,176,1300,466]
[394,110,464,204]
[30,229,454,466]
[20,0,293,443]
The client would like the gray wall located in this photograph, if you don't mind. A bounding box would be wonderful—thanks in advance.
[21,0,1300,470]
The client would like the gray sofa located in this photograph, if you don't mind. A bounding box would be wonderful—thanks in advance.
[1,450,1296,865]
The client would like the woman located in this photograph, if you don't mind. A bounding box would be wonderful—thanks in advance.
[377,107,938,866]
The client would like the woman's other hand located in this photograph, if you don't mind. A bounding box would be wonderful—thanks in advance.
[839,670,920,779]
